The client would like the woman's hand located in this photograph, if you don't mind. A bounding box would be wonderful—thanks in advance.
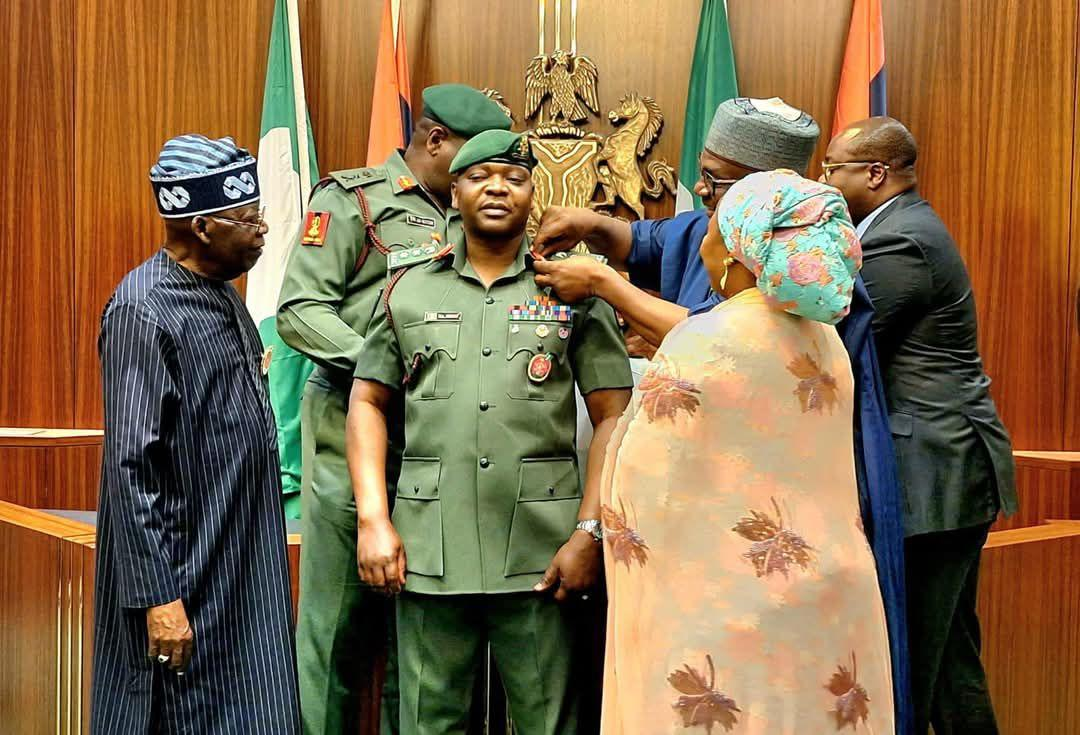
[533,256,611,303]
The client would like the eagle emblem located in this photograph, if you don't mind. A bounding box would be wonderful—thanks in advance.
[525,49,600,125]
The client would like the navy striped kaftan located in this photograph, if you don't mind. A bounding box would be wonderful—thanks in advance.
[91,249,300,734]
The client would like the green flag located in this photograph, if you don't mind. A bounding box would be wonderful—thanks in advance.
[676,0,739,213]
[249,0,319,519]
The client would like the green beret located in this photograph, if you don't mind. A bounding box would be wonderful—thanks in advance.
[421,84,512,138]
[449,130,536,174]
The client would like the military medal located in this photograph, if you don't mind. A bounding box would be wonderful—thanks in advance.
[535,324,550,338]
[527,353,554,383]
[511,324,520,333]
[260,346,274,375]
[558,327,570,340]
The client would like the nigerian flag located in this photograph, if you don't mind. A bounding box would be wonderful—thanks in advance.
[676,0,739,213]
[249,0,319,519]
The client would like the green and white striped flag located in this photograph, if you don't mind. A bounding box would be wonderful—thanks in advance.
[676,0,739,213]
[249,0,319,518]
[249,0,318,322]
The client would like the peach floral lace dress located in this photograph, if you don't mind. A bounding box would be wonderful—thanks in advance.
[600,289,894,735]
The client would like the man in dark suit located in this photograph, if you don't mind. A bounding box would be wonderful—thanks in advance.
[824,117,1018,735]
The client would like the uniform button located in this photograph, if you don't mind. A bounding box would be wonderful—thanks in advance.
[482,347,492,357]
[536,343,544,351]
[547,486,556,495]
[424,343,432,351]
[479,457,490,468]
[485,296,495,305]
[413,485,420,493]
[480,401,490,411]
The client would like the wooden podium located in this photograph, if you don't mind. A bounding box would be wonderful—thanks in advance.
[0,502,300,734]
[2,446,1080,733]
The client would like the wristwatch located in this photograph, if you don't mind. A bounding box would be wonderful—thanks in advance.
[575,519,603,543]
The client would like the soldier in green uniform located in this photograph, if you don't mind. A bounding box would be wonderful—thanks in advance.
[276,85,511,735]
[346,130,633,734]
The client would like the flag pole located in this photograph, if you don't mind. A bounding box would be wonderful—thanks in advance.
[538,0,545,55]
[570,0,577,55]
[286,0,312,201]
[554,0,561,50]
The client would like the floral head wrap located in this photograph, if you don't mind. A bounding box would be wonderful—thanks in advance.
[716,169,862,324]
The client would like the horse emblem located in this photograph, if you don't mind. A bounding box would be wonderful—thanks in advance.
[499,48,675,236]
[594,93,676,219]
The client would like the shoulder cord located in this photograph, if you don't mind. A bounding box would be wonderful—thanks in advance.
[381,242,456,388]
[379,267,421,386]
[353,186,392,273]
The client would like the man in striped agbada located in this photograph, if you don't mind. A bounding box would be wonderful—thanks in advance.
[90,134,300,734]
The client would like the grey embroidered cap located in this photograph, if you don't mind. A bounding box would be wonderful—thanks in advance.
[704,97,820,175]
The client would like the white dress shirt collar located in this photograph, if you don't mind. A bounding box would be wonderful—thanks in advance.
[855,194,902,239]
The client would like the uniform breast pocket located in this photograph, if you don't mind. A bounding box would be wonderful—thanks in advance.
[400,319,460,399]
[505,321,571,401]
[379,220,435,250]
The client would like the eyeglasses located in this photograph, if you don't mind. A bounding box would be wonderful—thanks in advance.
[210,206,267,230]
[700,169,741,193]
[820,161,890,182]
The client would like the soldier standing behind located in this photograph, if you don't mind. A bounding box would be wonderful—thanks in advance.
[276,85,511,735]
[347,130,633,734]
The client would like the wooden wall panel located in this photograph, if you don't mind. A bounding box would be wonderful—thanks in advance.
[0,524,63,733]
[0,0,1070,458]
[0,447,49,508]
[0,0,75,427]
[1067,29,1080,450]
[882,0,1077,450]
[300,0,382,174]
[73,0,274,426]
[304,0,699,222]
[59,538,93,733]
[0,438,103,510]
[727,0,851,175]
[979,526,1080,734]
[0,505,301,733]
[993,454,1080,531]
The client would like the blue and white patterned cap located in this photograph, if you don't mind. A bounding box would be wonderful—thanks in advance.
[149,134,260,218]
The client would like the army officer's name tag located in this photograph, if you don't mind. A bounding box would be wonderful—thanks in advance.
[424,311,461,322]
[406,214,437,229]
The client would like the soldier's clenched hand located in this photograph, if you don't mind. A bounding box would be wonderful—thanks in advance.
[533,530,602,602]
[357,518,407,595]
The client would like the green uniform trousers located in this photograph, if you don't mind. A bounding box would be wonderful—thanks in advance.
[396,592,579,735]
[296,378,399,734]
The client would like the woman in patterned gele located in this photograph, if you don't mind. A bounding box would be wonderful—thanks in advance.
[599,169,894,734]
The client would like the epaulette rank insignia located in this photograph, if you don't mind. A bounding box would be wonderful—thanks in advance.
[549,250,608,266]
[388,231,453,272]
[388,244,440,271]
[330,167,387,190]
